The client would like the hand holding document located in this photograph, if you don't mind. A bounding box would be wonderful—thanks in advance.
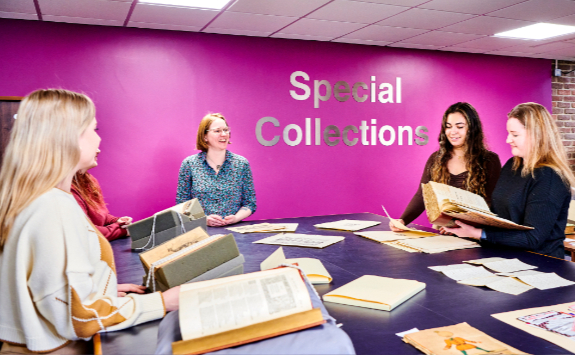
[381,205,437,236]
[261,247,332,284]
[323,275,425,311]
[422,181,532,230]
[253,233,345,249]
[313,219,380,231]
[173,267,325,354]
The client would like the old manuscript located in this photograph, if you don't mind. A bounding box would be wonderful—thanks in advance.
[422,181,532,230]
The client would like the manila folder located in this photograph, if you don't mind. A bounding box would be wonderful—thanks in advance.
[322,275,425,311]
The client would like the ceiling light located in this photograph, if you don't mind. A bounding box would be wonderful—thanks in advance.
[139,0,231,9]
[494,23,575,40]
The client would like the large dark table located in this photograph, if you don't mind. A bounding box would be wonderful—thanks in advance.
[101,213,575,355]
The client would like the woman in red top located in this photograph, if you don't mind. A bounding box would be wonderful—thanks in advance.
[71,150,132,241]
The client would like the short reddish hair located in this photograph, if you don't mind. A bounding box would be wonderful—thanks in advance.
[196,113,230,152]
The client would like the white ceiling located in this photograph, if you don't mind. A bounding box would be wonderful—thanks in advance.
[3,0,575,60]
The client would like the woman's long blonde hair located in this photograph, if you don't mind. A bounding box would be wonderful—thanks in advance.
[0,89,95,250]
[509,102,575,187]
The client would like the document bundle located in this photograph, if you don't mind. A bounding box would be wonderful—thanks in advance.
[172,267,325,354]
[128,198,207,250]
[140,227,244,292]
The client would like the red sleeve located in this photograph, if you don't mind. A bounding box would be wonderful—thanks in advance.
[94,222,128,241]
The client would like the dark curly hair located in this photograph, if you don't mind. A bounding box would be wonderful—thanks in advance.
[430,102,490,198]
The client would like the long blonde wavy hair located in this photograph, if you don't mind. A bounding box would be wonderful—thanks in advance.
[0,89,95,250]
[509,102,575,187]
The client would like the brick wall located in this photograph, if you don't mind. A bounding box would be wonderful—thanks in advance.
[552,60,575,172]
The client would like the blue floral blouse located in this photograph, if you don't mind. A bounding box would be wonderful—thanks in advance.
[176,151,257,217]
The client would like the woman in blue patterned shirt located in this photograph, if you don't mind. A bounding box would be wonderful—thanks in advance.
[176,113,257,227]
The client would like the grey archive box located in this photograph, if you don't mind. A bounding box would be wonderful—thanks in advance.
[128,199,207,251]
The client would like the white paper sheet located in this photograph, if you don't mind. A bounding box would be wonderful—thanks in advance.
[482,258,537,273]
[253,233,345,248]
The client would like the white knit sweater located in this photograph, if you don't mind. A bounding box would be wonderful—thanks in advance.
[0,189,166,352]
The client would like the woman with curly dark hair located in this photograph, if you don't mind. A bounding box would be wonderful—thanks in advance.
[390,102,502,231]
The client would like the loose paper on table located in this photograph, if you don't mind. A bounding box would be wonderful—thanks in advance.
[253,233,345,249]
[314,219,380,231]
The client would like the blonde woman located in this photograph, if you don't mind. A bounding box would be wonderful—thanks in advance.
[0,89,179,353]
[445,103,575,258]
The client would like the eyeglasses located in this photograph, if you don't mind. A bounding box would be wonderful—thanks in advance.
[206,127,231,135]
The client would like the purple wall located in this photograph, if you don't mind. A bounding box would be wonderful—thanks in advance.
[0,19,551,226]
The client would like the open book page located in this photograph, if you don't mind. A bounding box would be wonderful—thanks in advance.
[355,230,436,243]
[440,266,495,281]
[179,267,312,341]
[323,275,425,311]
[313,219,380,231]
[482,259,537,273]
[493,302,575,353]
[458,275,505,286]
[139,227,211,269]
[253,233,344,248]
[260,247,332,284]
[515,273,575,290]
[402,322,528,355]
[427,181,491,213]
[486,277,534,295]
[464,257,509,265]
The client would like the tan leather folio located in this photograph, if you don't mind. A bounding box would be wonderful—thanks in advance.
[172,308,324,354]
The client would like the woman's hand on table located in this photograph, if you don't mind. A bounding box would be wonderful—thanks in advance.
[223,215,239,225]
[117,284,146,297]
[443,220,482,240]
[207,214,226,226]
[117,216,133,225]
[162,286,180,312]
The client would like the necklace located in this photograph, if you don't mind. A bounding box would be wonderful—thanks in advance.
[207,156,223,172]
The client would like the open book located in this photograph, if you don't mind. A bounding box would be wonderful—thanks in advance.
[322,275,425,311]
[422,181,532,230]
[172,267,325,354]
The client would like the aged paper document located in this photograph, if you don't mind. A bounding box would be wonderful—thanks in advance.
[403,322,528,354]
[260,247,332,284]
[492,302,575,353]
[428,264,475,272]
[485,277,534,295]
[482,259,537,273]
[314,219,380,231]
[355,230,436,243]
[253,233,345,248]
[464,257,509,265]
[440,266,495,281]
[396,235,480,253]
[515,273,575,290]
[226,223,297,234]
